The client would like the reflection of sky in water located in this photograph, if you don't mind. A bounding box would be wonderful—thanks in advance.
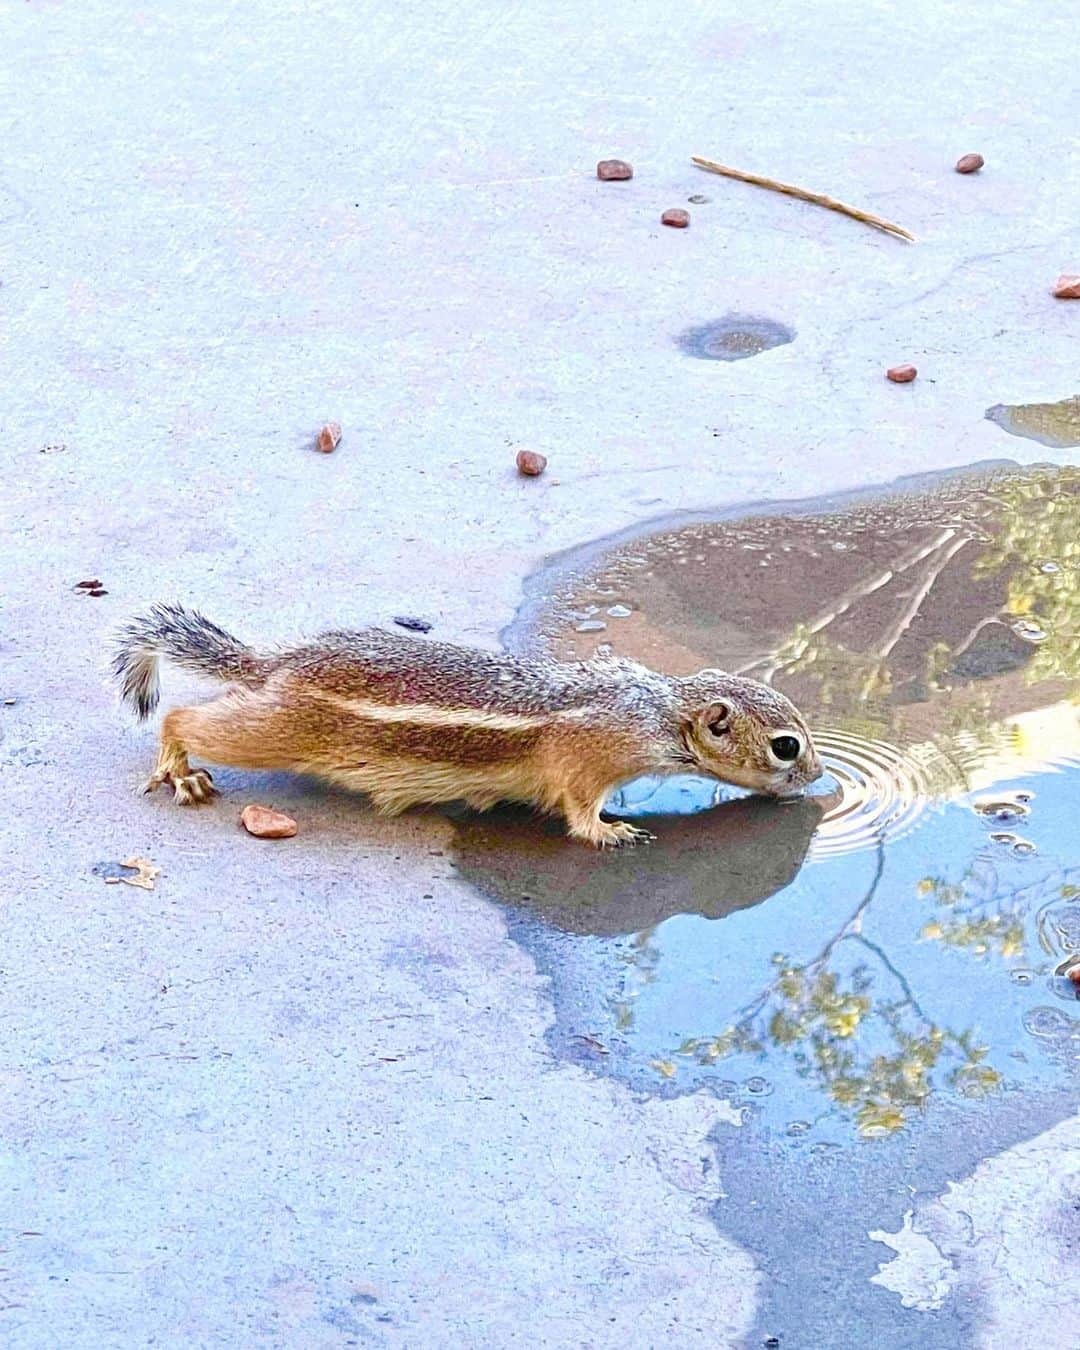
[604,762,1078,1142]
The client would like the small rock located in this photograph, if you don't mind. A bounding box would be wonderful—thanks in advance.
[1052,274,1080,300]
[687,194,710,204]
[241,804,298,839]
[886,364,918,383]
[1068,966,1080,988]
[393,616,433,633]
[596,159,633,181]
[88,588,108,597]
[3,698,16,706]
[74,579,102,591]
[661,208,690,228]
[316,421,342,453]
[955,153,984,174]
[516,449,547,477]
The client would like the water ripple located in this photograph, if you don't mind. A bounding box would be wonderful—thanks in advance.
[807,729,942,860]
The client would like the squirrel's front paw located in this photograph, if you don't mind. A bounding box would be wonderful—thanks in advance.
[593,820,656,849]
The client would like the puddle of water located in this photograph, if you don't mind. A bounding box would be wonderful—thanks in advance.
[452,465,1080,1141]
[677,315,794,361]
[986,395,1080,448]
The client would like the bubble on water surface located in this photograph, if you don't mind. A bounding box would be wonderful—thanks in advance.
[1023,1006,1080,1043]
[973,797,1032,825]
[1011,618,1048,643]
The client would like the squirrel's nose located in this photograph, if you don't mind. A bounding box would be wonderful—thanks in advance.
[783,757,823,791]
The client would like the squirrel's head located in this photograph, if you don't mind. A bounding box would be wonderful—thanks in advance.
[678,670,823,799]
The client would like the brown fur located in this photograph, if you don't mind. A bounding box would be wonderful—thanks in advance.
[115,606,823,847]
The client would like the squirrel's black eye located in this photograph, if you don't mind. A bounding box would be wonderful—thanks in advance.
[771,734,801,762]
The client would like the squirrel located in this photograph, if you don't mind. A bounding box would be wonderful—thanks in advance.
[112,604,823,848]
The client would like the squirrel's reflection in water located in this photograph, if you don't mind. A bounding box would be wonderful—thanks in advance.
[448,792,831,938]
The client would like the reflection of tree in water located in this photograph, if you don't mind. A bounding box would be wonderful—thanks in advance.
[661,849,1000,1136]
[972,473,1080,686]
[743,469,1079,741]
[631,852,1080,1135]
[920,858,1080,966]
[918,863,1026,959]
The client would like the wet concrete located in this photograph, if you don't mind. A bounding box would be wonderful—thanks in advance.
[715,1087,1080,1350]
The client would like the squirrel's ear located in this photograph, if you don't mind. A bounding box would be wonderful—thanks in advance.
[698,701,732,736]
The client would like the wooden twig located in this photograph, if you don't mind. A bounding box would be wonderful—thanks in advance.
[691,155,915,242]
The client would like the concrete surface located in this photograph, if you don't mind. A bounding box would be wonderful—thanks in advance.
[1,0,1078,1346]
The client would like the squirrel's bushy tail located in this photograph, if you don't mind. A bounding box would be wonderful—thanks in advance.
[112,603,265,719]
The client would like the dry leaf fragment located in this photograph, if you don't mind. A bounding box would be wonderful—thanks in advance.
[119,856,160,890]
[650,1059,678,1079]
